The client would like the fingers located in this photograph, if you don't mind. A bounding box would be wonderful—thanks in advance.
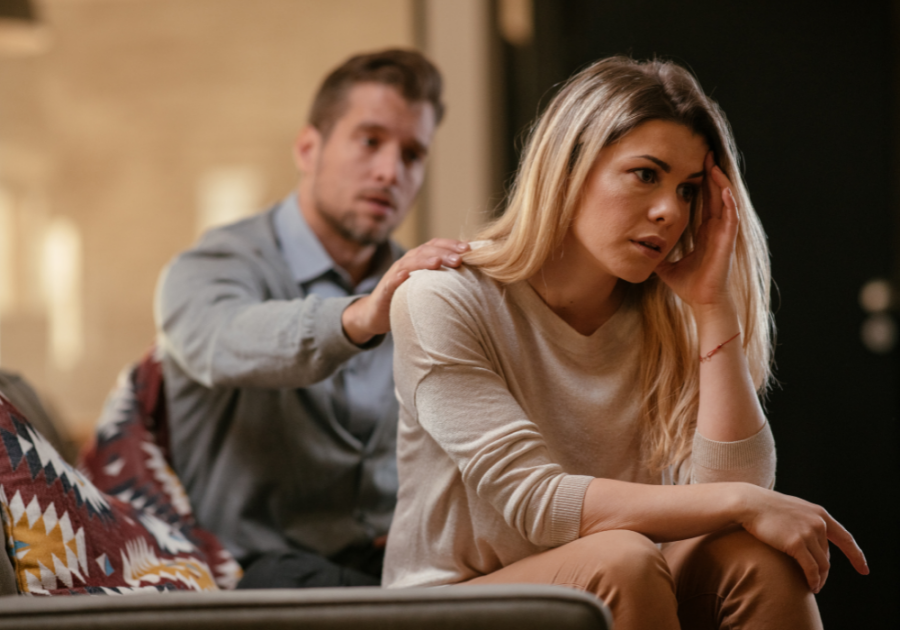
[709,162,732,189]
[427,238,470,254]
[400,239,470,274]
[701,153,718,222]
[782,513,830,593]
[792,545,824,593]
[806,525,831,593]
[795,511,868,595]
[719,188,740,245]
[343,239,470,343]
[381,268,410,300]
[371,238,471,321]
[703,153,736,224]
[824,513,869,576]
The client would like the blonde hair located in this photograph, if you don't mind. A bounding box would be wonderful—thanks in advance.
[466,57,773,473]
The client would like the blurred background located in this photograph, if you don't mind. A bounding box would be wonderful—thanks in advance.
[0,0,896,624]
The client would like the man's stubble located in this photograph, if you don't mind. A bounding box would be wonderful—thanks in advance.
[313,188,397,247]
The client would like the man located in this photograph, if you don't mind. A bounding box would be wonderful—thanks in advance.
[154,49,467,588]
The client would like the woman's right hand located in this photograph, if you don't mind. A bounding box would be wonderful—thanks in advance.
[738,485,869,593]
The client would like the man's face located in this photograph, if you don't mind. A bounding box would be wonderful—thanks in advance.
[298,82,436,246]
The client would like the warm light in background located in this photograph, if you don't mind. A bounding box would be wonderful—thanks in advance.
[0,0,494,437]
[41,216,83,371]
[0,188,15,325]
[196,166,265,236]
[0,0,423,435]
[498,0,533,47]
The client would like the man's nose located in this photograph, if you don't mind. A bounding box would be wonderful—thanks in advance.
[372,143,402,185]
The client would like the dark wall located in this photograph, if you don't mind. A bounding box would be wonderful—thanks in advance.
[498,1,899,625]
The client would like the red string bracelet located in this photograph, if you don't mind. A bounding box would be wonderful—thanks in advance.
[699,332,741,362]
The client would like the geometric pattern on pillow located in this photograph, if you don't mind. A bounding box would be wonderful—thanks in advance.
[78,354,242,590]
[0,392,219,595]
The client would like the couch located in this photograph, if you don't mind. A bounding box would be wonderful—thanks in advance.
[0,365,612,628]
[0,583,612,629]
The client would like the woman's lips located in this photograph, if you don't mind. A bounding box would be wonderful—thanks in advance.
[631,238,665,258]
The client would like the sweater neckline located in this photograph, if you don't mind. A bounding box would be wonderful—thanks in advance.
[506,279,639,356]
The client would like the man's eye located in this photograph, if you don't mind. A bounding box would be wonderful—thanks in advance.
[363,136,379,148]
[403,149,422,164]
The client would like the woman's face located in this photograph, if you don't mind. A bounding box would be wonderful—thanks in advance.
[569,119,708,284]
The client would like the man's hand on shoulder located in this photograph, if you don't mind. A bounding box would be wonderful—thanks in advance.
[341,239,470,345]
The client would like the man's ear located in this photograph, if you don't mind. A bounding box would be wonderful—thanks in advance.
[293,124,322,175]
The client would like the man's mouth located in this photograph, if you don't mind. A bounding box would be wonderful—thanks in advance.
[365,196,392,208]
[359,191,396,214]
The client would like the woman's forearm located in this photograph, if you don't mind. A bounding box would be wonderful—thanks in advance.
[693,301,767,442]
[580,478,749,541]
[578,476,868,594]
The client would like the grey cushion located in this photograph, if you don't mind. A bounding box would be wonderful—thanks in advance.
[0,542,15,597]
[0,370,77,465]
[0,585,612,629]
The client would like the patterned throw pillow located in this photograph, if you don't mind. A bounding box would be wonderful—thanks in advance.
[0,393,219,595]
[78,354,241,590]
[0,350,243,596]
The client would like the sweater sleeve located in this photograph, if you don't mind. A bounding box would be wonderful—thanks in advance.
[690,422,777,489]
[154,230,369,390]
[392,270,593,549]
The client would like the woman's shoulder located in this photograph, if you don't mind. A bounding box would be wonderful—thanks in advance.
[403,263,501,302]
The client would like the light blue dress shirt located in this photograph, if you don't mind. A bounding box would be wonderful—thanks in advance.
[272,194,401,443]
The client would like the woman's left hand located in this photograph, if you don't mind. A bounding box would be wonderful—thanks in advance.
[655,152,739,309]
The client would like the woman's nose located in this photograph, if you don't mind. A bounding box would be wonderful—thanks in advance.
[649,194,687,225]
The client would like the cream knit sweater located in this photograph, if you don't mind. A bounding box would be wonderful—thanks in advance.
[382,265,775,588]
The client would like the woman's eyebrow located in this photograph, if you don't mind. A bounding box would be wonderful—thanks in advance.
[633,154,670,172]
[633,155,704,179]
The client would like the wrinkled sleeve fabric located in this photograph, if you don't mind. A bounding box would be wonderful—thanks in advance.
[690,423,777,489]
[391,271,592,549]
[155,228,370,390]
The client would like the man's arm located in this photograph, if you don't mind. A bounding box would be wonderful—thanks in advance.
[156,232,469,390]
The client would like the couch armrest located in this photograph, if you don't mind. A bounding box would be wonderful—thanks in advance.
[0,585,612,629]
[0,549,15,597]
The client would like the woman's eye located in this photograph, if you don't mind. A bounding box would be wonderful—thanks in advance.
[633,168,656,183]
[678,184,698,202]
[362,136,379,148]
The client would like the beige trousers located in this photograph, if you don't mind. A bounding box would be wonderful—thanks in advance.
[464,527,822,630]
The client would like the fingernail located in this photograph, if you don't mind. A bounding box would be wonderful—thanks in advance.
[456,243,469,252]
[448,254,460,263]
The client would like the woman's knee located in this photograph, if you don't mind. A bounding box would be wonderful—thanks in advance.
[723,528,808,590]
[669,526,807,594]
[575,530,671,588]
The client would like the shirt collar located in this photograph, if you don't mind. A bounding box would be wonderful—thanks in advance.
[273,192,403,291]
[274,193,335,285]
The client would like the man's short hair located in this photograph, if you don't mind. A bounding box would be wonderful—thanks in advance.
[309,49,445,137]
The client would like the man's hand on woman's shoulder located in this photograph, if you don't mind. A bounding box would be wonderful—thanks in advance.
[341,239,470,345]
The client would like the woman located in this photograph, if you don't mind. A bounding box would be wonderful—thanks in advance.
[382,57,867,629]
